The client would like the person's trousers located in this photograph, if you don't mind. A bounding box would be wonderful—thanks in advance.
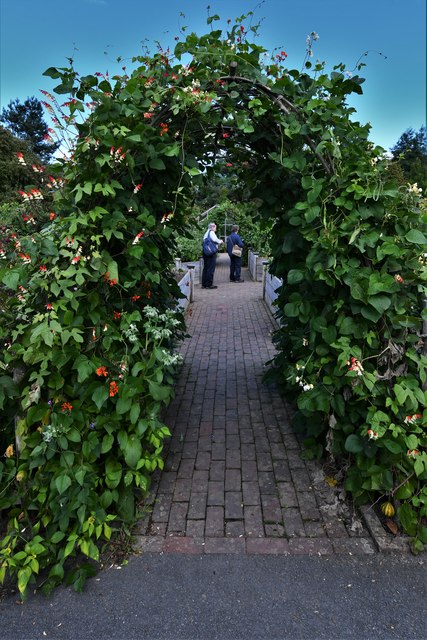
[229,254,242,281]
[202,253,217,287]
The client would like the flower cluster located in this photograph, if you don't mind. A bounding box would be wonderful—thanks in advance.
[109,381,119,397]
[404,413,422,424]
[19,188,44,201]
[347,357,364,375]
[407,449,420,458]
[124,323,139,343]
[367,429,379,440]
[408,183,422,195]
[293,363,314,391]
[132,230,145,245]
[110,146,126,163]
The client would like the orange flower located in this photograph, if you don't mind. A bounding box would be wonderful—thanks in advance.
[109,381,119,397]
[113,311,121,320]
[5,444,14,458]
[96,366,108,377]
[131,295,141,302]
[61,402,73,412]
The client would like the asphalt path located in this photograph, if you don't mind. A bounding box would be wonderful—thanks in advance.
[0,553,425,640]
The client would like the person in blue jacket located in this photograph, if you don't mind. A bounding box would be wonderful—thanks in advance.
[226,225,244,283]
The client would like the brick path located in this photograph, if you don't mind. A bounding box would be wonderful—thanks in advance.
[135,254,376,555]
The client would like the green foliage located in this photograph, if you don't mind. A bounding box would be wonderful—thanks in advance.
[390,126,427,192]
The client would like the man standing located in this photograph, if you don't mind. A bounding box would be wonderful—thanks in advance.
[226,225,244,283]
[202,222,223,289]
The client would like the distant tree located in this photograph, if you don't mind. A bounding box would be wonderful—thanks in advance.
[390,126,427,192]
[0,125,40,205]
[0,96,58,163]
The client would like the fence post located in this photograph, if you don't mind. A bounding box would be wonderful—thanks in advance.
[188,264,195,303]
[262,260,269,301]
[199,256,203,284]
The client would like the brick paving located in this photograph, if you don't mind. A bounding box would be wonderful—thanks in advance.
[135,254,377,555]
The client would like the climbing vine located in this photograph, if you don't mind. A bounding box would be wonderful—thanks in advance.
[0,9,426,596]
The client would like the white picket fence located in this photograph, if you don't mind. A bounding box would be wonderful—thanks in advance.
[176,252,283,325]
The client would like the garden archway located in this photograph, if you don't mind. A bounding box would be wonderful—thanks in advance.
[1,12,426,595]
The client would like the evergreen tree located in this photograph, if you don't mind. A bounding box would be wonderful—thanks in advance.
[390,126,427,191]
[0,125,40,205]
[0,96,58,163]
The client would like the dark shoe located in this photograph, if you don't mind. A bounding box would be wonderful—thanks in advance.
[207,285,218,289]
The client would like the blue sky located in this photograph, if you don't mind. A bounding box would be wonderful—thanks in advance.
[1,0,425,151]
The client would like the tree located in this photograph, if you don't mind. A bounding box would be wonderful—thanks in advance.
[0,97,58,163]
[390,126,427,191]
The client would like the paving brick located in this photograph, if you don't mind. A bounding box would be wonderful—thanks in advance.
[282,507,306,538]
[241,443,256,460]
[244,505,265,537]
[188,493,207,520]
[277,484,298,511]
[182,442,198,459]
[258,471,276,494]
[226,449,241,469]
[163,536,205,554]
[151,494,172,522]
[172,478,192,502]
[246,538,290,555]
[240,428,254,444]
[192,469,209,489]
[133,536,165,553]
[264,523,286,537]
[205,506,224,537]
[257,452,274,472]
[241,459,258,481]
[185,520,206,538]
[210,461,225,481]
[291,468,313,492]
[261,495,282,523]
[225,469,241,492]
[225,492,244,520]
[167,502,188,533]
[177,459,195,479]
[204,538,246,554]
[211,442,226,460]
[195,451,211,469]
[207,481,224,506]
[225,521,245,537]
[272,460,291,482]
[158,472,177,493]
[242,481,260,505]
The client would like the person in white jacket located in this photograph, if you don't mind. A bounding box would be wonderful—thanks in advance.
[201,222,223,289]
